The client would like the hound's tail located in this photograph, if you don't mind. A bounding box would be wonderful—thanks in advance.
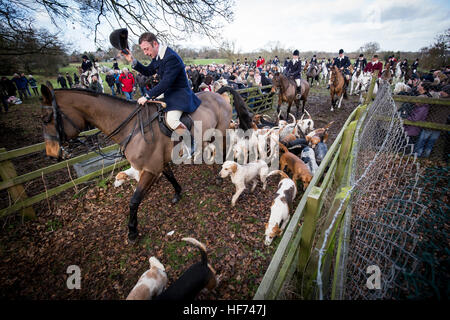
[217,86,253,131]
[182,237,208,266]
[149,256,165,271]
[278,141,289,154]
[268,170,290,180]
[324,121,334,130]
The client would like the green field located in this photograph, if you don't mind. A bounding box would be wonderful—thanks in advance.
[184,58,229,65]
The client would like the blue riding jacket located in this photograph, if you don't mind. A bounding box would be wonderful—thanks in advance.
[132,46,201,113]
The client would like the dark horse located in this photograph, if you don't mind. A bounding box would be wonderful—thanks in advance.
[40,83,251,241]
[271,73,310,119]
[306,62,321,87]
[190,70,203,93]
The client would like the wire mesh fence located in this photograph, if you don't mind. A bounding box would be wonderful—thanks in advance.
[306,80,449,300]
[394,93,450,162]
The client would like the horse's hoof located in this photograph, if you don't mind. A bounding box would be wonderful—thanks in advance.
[128,231,138,242]
[172,194,181,204]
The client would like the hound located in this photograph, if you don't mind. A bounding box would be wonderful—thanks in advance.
[126,257,168,300]
[265,170,297,245]
[220,160,269,207]
[154,238,218,300]
[114,166,141,187]
[279,143,313,190]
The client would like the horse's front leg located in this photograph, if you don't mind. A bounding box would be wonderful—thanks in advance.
[330,94,335,112]
[277,95,282,119]
[286,102,292,121]
[128,171,159,241]
[163,164,182,204]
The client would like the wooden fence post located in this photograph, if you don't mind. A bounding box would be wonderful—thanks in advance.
[0,148,35,219]
[334,121,357,184]
[364,70,379,104]
[297,187,322,280]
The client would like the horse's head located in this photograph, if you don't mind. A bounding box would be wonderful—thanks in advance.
[271,72,281,93]
[40,83,84,160]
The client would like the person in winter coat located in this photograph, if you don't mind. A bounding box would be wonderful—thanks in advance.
[119,67,135,101]
[28,75,38,96]
[105,71,116,96]
[57,73,68,88]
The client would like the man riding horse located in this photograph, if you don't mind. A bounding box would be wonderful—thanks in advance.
[121,32,200,154]
[354,53,367,71]
[285,49,303,96]
[327,49,351,90]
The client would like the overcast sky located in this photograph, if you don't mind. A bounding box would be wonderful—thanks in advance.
[35,0,449,53]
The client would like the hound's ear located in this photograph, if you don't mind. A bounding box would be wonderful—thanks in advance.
[265,223,268,230]
[40,85,53,105]
[274,223,282,235]
[231,163,238,174]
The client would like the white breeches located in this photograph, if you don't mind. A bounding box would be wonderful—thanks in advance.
[295,79,301,86]
[166,110,183,130]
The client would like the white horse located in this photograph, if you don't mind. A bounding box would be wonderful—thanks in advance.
[350,67,363,95]
[393,62,403,84]
[320,61,328,84]
[357,72,378,103]
[81,63,105,92]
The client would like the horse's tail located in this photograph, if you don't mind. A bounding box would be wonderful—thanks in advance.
[217,86,253,131]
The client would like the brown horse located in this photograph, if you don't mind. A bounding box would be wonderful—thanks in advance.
[40,83,251,241]
[306,63,322,87]
[271,73,310,119]
[329,65,346,111]
[381,62,393,83]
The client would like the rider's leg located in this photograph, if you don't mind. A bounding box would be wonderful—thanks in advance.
[167,110,195,155]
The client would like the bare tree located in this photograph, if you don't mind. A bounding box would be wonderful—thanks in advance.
[2,0,234,44]
[358,42,380,57]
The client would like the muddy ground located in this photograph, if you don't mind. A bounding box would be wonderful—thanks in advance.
[0,85,361,299]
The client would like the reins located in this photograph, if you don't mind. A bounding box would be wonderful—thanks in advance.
[42,90,164,160]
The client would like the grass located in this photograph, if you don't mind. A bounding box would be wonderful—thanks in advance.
[184,58,228,65]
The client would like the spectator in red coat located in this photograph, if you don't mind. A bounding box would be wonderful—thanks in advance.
[364,54,383,78]
[256,56,265,71]
[119,67,135,101]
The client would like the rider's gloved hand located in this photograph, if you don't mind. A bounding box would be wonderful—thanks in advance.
[137,96,148,105]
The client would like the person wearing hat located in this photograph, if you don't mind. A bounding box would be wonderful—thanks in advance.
[121,31,201,154]
[112,58,119,71]
[81,55,93,73]
[412,58,419,74]
[354,53,367,71]
[328,49,351,89]
[66,72,73,88]
[310,54,318,64]
[285,49,303,92]
[272,56,280,66]
[363,54,383,78]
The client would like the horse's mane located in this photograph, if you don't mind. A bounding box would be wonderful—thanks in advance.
[54,88,137,105]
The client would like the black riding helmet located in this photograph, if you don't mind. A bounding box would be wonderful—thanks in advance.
[109,28,129,52]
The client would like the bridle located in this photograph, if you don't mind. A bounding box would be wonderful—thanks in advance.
[41,88,82,159]
[41,88,164,160]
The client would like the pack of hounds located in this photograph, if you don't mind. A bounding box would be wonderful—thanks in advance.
[115,109,332,300]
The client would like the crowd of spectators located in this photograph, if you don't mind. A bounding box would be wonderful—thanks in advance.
[397,66,450,159]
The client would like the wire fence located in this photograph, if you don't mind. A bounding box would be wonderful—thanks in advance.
[306,81,448,300]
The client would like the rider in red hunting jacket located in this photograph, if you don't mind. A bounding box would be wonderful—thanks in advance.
[364,55,383,78]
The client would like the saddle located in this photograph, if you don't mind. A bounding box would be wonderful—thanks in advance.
[158,109,193,138]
